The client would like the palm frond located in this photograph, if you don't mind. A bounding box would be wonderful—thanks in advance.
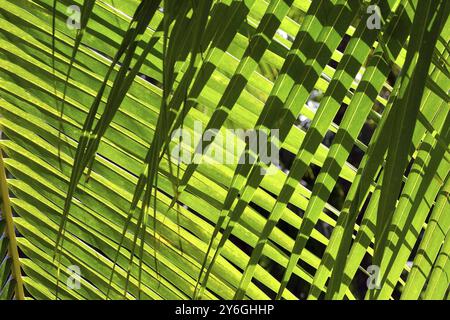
[0,0,449,300]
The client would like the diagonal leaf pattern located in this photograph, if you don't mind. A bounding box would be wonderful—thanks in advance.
[0,0,448,300]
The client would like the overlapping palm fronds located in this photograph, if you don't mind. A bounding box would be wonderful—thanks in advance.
[0,0,449,300]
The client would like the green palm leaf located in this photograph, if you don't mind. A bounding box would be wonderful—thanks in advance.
[0,0,449,300]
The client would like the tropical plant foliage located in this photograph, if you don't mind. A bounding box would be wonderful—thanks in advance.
[0,0,449,300]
